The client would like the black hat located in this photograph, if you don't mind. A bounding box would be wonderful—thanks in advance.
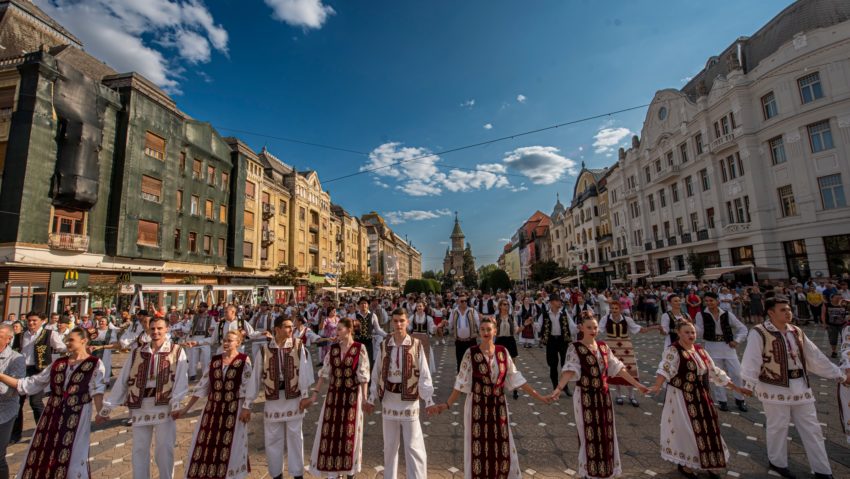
[137,310,149,316]
[199,302,209,308]
[548,293,562,302]
[358,296,369,304]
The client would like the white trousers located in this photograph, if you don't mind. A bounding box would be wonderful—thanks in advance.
[187,341,210,379]
[132,420,176,479]
[710,356,744,402]
[763,401,831,474]
[382,419,427,479]
[264,419,305,478]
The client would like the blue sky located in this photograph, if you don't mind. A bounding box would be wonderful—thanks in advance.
[39,0,794,271]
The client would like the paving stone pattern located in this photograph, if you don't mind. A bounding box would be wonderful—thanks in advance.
[6,324,850,478]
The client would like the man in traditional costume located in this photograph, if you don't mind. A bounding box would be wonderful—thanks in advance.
[353,297,387,366]
[186,302,214,381]
[695,292,748,412]
[246,316,314,479]
[364,309,435,479]
[537,294,576,393]
[741,296,849,479]
[598,300,655,406]
[408,301,436,373]
[448,294,479,372]
[98,317,189,479]
[196,305,260,354]
[251,301,276,357]
[840,321,850,444]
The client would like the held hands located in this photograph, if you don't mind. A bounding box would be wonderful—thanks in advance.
[362,403,375,415]
[170,407,188,420]
[94,414,109,426]
[424,404,444,417]
[634,383,651,395]
[646,384,662,396]
[547,389,563,402]
[238,409,251,423]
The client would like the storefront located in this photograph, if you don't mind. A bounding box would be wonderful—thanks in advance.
[48,269,90,315]
[0,268,49,320]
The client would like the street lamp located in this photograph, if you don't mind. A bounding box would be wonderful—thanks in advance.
[331,260,344,304]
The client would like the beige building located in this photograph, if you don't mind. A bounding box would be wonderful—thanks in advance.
[331,204,370,278]
[361,212,422,286]
[598,0,850,283]
[285,169,333,275]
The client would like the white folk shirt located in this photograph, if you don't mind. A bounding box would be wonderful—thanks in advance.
[660,312,690,349]
[537,307,577,338]
[598,314,642,337]
[452,308,479,340]
[246,338,314,422]
[203,319,262,353]
[20,327,67,366]
[694,309,747,360]
[368,335,434,421]
[741,321,843,405]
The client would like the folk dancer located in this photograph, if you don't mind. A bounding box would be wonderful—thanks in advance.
[436,317,550,479]
[408,302,436,373]
[9,312,66,444]
[550,312,649,479]
[822,292,848,358]
[660,294,691,349]
[599,301,655,406]
[251,301,276,358]
[353,297,387,366]
[648,321,748,479]
[246,316,314,479]
[740,296,849,479]
[318,307,340,364]
[516,296,538,348]
[448,295,480,372]
[694,292,748,412]
[186,303,213,381]
[493,299,521,399]
[174,331,252,479]
[477,293,497,317]
[195,305,260,355]
[840,320,850,444]
[364,309,436,479]
[98,317,189,479]
[89,312,120,387]
[308,318,370,478]
[0,324,25,479]
[1,327,105,479]
[537,294,577,395]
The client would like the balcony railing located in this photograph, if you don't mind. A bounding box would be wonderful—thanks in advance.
[710,132,736,153]
[48,233,90,252]
[644,242,653,251]
[655,164,681,183]
[260,260,272,270]
[681,233,692,244]
[697,229,710,241]
[655,239,664,249]
[667,236,677,246]
[261,230,276,244]
[308,225,319,234]
[262,203,275,218]
[723,222,752,235]
[624,185,639,198]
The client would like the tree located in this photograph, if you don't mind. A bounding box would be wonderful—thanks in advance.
[422,270,437,280]
[530,260,565,284]
[270,265,300,286]
[86,281,120,309]
[486,269,512,292]
[686,250,707,282]
[462,243,478,289]
[370,272,384,287]
[340,270,369,287]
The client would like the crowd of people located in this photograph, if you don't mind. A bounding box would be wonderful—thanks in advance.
[0,276,849,479]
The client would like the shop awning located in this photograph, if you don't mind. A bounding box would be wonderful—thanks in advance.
[648,270,688,283]
[308,274,326,284]
[627,273,650,281]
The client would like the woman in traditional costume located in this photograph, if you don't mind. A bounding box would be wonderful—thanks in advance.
[839,321,850,444]
[174,330,252,479]
[318,307,340,363]
[0,327,105,479]
[660,294,692,350]
[436,317,549,479]
[550,312,649,479]
[516,295,538,349]
[309,318,370,479]
[598,300,656,407]
[647,320,745,479]
[89,314,120,387]
[409,301,436,371]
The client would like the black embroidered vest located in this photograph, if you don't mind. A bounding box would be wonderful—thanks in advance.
[701,309,733,343]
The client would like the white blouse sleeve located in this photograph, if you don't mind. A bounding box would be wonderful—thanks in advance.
[625,316,643,335]
[656,346,679,381]
[503,355,527,391]
[239,357,253,409]
[192,361,212,399]
[605,349,625,378]
[90,360,107,395]
[840,325,850,371]
[298,345,315,398]
[453,349,473,394]
[17,366,51,396]
[318,351,332,380]
[561,343,581,376]
[356,345,370,385]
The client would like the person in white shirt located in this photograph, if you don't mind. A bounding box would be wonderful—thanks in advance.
[536,294,578,393]
[192,305,263,354]
[741,296,848,479]
[447,295,480,372]
[660,294,691,349]
[695,292,748,413]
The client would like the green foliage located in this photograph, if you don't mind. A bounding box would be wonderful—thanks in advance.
[530,260,566,284]
[462,244,478,289]
[404,278,442,295]
[339,270,369,287]
[686,250,706,281]
[270,265,299,286]
[370,272,384,287]
[86,281,120,308]
[422,270,437,280]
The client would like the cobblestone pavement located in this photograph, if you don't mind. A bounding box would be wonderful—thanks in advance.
[6,323,850,478]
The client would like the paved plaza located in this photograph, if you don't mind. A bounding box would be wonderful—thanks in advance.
[6,324,850,478]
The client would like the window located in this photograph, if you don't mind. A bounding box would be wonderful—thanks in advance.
[205,199,213,220]
[51,207,84,235]
[179,152,186,172]
[659,189,667,207]
[299,207,306,222]
[783,240,810,280]
[655,159,662,173]
[798,72,823,104]
[694,133,704,155]
[190,195,199,215]
[192,159,202,179]
[778,185,797,217]
[137,220,159,247]
[663,221,671,239]
[243,241,254,259]
[176,190,183,212]
[652,225,659,241]
[141,175,162,203]
[144,131,165,160]
[218,238,225,256]
[219,205,227,223]
[824,234,850,278]
[731,245,754,266]
[221,172,229,189]
[671,183,680,202]
[279,199,288,215]
[644,166,651,183]
[818,174,847,210]
[690,212,699,232]
[808,120,833,153]
[762,91,778,119]
[699,169,710,191]
[706,208,715,228]
[684,176,694,197]
[768,136,787,165]
[189,232,197,253]
[246,181,256,199]
[174,229,181,251]
[719,160,728,183]
[207,165,216,185]
[203,235,212,255]
[725,152,743,179]
[244,210,255,229]
[629,201,640,219]
[666,151,674,167]
[679,143,688,163]
[261,191,270,206]
[648,194,655,212]
[728,196,750,223]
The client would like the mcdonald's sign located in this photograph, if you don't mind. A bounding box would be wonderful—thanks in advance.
[63,270,79,288]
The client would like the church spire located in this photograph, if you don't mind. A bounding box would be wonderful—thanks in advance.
[451,211,464,239]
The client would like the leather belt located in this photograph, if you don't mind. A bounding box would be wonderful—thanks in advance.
[142,387,157,398]
[385,382,403,394]
[788,369,804,379]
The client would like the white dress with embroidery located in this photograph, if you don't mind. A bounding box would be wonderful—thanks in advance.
[839,324,850,444]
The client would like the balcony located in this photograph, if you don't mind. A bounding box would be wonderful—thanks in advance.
[308,224,319,234]
[48,233,90,252]
[723,222,752,235]
[308,244,319,254]
[655,239,664,249]
[260,260,272,270]
[261,230,276,244]
[681,233,692,244]
[697,229,710,241]
[710,132,737,153]
[336,234,343,243]
[262,203,275,218]
[667,236,677,246]
[610,251,618,259]
[644,242,653,251]
[624,185,639,199]
[655,164,681,183]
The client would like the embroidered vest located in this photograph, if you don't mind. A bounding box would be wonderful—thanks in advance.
[604,315,630,339]
[217,318,245,344]
[540,309,571,345]
[377,336,421,402]
[573,341,609,392]
[453,308,478,339]
[753,324,809,388]
[190,314,212,337]
[469,345,508,396]
[519,304,536,319]
[354,312,375,342]
[125,343,183,409]
[32,328,54,372]
[411,315,429,334]
[262,339,303,401]
[478,299,495,315]
[701,309,733,342]
[667,343,710,392]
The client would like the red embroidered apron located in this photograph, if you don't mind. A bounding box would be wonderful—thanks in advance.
[574,341,616,478]
[469,345,512,479]
[316,343,363,472]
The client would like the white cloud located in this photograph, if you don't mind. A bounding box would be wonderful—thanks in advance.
[264,0,334,29]
[460,99,476,108]
[593,127,632,154]
[516,94,527,103]
[502,146,577,185]
[483,123,493,130]
[498,238,511,242]
[384,209,453,225]
[35,0,228,93]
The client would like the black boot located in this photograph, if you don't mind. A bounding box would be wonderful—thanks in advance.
[677,464,698,479]
[735,398,748,412]
[768,462,797,479]
[812,474,834,479]
[717,401,729,412]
